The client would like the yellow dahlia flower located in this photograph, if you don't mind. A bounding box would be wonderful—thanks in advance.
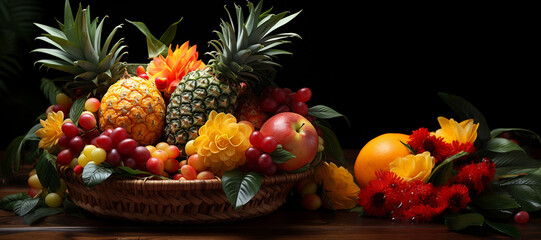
[389,151,435,183]
[314,162,360,209]
[192,111,252,176]
[35,111,70,149]
[434,116,479,144]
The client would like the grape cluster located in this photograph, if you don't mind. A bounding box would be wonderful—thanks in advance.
[242,131,279,176]
[260,86,312,117]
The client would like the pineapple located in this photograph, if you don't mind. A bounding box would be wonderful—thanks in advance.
[235,84,267,129]
[165,1,300,151]
[99,76,166,145]
[33,0,127,98]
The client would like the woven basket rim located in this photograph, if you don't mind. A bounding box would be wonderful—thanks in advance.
[58,165,312,191]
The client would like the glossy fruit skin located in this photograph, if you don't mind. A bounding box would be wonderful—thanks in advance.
[132,146,151,163]
[117,138,137,155]
[45,193,62,208]
[62,122,79,138]
[354,133,410,187]
[260,112,319,171]
[302,194,322,210]
[78,113,97,130]
[56,149,73,166]
[146,157,164,175]
[515,211,529,223]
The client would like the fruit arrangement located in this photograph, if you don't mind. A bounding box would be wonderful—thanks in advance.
[1,0,348,223]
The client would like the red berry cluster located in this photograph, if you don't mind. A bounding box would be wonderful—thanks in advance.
[242,131,278,176]
[260,86,312,117]
[56,122,96,166]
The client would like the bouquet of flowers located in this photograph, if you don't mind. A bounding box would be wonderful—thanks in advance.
[355,93,540,238]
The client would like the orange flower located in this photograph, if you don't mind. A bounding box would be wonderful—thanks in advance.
[147,41,205,95]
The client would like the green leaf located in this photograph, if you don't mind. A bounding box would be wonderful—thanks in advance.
[24,207,63,225]
[308,105,350,126]
[36,151,60,193]
[69,97,86,126]
[126,19,178,58]
[438,92,491,143]
[484,219,521,238]
[484,138,525,153]
[222,169,262,210]
[82,162,114,188]
[428,151,468,183]
[444,213,485,231]
[501,184,541,212]
[472,191,520,210]
[490,128,541,142]
[13,198,40,216]
[316,122,346,166]
[0,193,30,212]
[39,78,62,105]
[269,145,295,164]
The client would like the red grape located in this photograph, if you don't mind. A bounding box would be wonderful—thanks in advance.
[296,88,312,102]
[245,147,263,161]
[58,134,71,148]
[57,149,73,166]
[133,146,151,163]
[117,138,137,155]
[52,105,67,116]
[261,97,278,113]
[69,136,84,154]
[249,131,264,148]
[275,105,290,114]
[515,211,529,224]
[94,135,113,151]
[261,136,278,153]
[123,157,137,169]
[78,113,96,130]
[73,165,83,175]
[258,153,273,169]
[106,149,122,167]
[147,157,164,175]
[292,101,309,116]
[62,122,79,138]
[102,128,113,136]
[180,165,197,180]
[272,88,287,104]
[111,127,128,147]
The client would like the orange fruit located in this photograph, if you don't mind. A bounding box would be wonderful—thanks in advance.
[354,133,411,187]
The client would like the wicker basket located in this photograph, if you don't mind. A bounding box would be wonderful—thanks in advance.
[58,166,311,223]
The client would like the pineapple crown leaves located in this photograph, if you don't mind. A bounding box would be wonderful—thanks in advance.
[32,0,127,98]
[207,0,301,86]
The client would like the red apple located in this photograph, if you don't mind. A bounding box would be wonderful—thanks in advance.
[259,112,319,171]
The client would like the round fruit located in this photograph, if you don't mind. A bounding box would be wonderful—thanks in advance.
[292,101,309,116]
[188,154,206,172]
[146,157,164,175]
[245,147,263,161]
[261,136,278,153]
[28,174,43,189]
[155,77,168,91]
[123,157,137,169]
[133,146,151,163]
[299,181,317,196]
[56,92,73,108]
[84,98,100,112]
[249,131,264,148]
[272,88,287,104]
[62,122,79,138]
[196,171,215,180]
[45,193,63,208]
[94,135,113,151]
[354,133,410,187]
[27,188,41,198]
[302,194,322,210]
[117,138,137,155]
[164,158,180,173]
[263,163,277,176]
[77,153,91,167]
[261,97,278,113]
[90,148,107,164]
[106,149,122,167]
[296,88,312,102]
[515,211,529,224]
[258,153,273,169]
[151,149,169,162]
[82,145,97,158]
[184,140,196,156]
[69,136,84,154]
[52,105,67,116]
[180,165,197,180]
[111,127,128,147]
[78,113,97,130]
[156,142,169,151]
[58,134,71,148]
[73,165,83,174]
[165,145,180,159]
[57,149,73,166]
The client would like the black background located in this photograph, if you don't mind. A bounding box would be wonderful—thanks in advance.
[1,0,539,150]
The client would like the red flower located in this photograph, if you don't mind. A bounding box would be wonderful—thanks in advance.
[437,184,471,213]
[408,128,453,163]
[358,180,390,217]
[403,204,440,223]
[452,158,495,194]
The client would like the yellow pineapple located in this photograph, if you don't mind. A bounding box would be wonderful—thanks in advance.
[99,76,166,145]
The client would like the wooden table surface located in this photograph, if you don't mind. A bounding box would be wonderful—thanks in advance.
[1,149,539,239]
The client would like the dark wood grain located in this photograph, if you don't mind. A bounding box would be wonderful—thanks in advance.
[1,149,539,239]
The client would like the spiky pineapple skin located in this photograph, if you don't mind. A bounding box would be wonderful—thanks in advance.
[165,69,238,150]
[235,91,267,129]
[99,76,165,145]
